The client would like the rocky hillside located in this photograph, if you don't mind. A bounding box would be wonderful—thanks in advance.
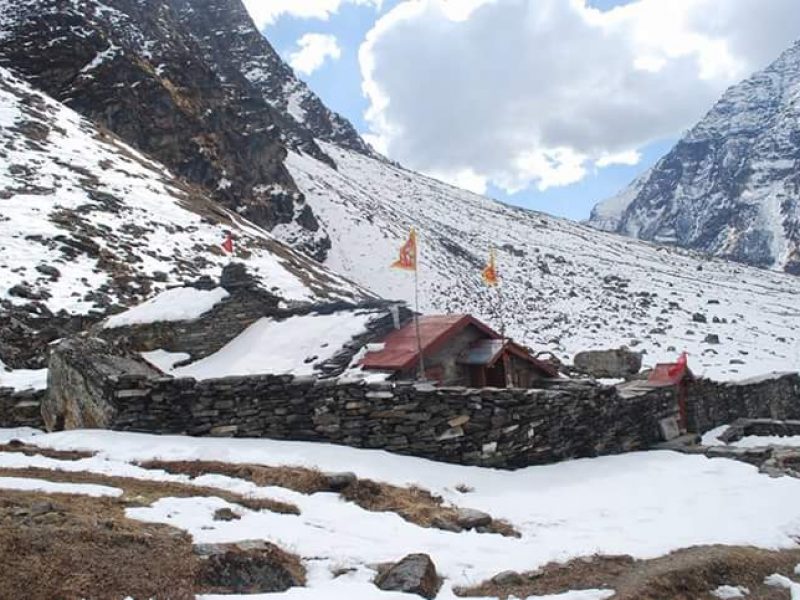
[0,66,367,368]
[589,40,800,275]
[0,0,373,261]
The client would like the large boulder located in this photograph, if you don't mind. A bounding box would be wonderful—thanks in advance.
[573,348,642,379]
[44,336,159,431]
[194,540,306,594]
[375,553,441,599]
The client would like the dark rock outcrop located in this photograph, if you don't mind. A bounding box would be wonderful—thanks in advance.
[375,554,441,599]
[0,0,347,260]
[194,540,305,594]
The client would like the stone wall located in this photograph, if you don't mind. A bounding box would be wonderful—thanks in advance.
[93,375,678,468]
[686,373,800,434]
[0,388,46,429]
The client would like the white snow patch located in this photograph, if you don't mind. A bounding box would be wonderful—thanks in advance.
[712,585,750,598]
[104,287,229,329]
[140,349,191,373]
[0,359,47,391]
[171,311,375,379]
[0,476,122,497]
[765,573,800,599]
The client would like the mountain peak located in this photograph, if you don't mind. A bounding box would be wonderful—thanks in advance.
[588,38,800,274]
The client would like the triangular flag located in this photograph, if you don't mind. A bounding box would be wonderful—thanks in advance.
[391,228,417,271]
[667,351,688,378]
[481,248,499,286]
[221,232,234,254]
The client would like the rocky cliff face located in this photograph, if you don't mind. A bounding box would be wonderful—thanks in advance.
[0,0,371,261]
[589,41,800,274]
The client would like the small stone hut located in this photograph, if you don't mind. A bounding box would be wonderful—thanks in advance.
[360,314,558,387]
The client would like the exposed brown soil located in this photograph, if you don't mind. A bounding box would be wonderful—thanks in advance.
[141,459,519,537]
[0,466,299,515]
[0,488,198,600]
[0,440,95,461]
[457,545,800,599]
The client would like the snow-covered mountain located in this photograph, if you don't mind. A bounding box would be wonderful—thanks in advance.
[0,66,367,367]
[1,0,799,381]
[589,40,800,275]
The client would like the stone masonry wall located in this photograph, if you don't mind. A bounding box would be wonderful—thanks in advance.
[100,376,678,468]
[687,373,800,434]
[0,388,46,429]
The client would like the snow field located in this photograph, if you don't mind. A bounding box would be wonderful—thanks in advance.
[2,429,800,599]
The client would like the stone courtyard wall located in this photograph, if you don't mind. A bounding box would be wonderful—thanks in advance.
[686,373,800,434]
[100,375,678,468]
[0,387,46,429]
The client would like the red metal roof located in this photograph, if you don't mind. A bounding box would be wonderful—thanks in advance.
[360,314,558,377]
[647,362,694,387]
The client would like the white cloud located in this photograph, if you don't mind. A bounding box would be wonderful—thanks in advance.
[360,0,800,193]
[289,33,342,75]
[243,0,382,29]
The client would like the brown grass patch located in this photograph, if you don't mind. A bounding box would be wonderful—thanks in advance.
[0,488,197,599]
[140,459,519,537]
[0,440,95,461]
[0,467,299,515]
[456,546,800,599]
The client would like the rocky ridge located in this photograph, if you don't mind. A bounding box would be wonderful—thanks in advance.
[0,0,372,261]
[589,40,800,274]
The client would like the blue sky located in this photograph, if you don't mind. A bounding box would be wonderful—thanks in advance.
[258,0,799,221]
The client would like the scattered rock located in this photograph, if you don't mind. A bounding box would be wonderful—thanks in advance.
[573,348,642,378]
[213,508,241,522]
[491,570,524,586]
[375,553,441,599]
[692,312,707,323]
[323,471,357,491]
[455,508,492,530]
[704,334,721,345]
[194,540,305,594]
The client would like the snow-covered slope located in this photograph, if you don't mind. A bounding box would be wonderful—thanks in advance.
[0,66,366,318]
[589,40,800,274]
[290,142,800,381]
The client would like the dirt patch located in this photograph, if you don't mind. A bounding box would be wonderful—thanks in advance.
[0,488,197,599]
[456,546,800,599]
[0,467,299,515]
[0,440,95,461]
[141,459,519,537]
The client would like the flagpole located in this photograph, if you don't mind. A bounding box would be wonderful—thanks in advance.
[414,246,426,380]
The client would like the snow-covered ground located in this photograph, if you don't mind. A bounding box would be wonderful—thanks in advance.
[4,429,800,599]
[288,143,800,381]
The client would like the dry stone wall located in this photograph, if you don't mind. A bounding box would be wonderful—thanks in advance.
[97,375,678,468]
[0,388,46,429]
[686,373,800,434]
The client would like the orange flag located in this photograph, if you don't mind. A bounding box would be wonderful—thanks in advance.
[482,248,499,286]
[391,228,417,271]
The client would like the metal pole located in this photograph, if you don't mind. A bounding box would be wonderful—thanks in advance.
[414,261,426,380]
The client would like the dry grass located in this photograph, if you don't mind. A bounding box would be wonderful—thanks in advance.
[140,459,519,537]
[0,441,95,461]
[456,546,800,599]
[0,488,197,599]
[0,467,299,515]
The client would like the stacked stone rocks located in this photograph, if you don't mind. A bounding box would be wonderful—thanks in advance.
[52,370,677,468]
[0,388,45,429]
[687,373,800,433]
